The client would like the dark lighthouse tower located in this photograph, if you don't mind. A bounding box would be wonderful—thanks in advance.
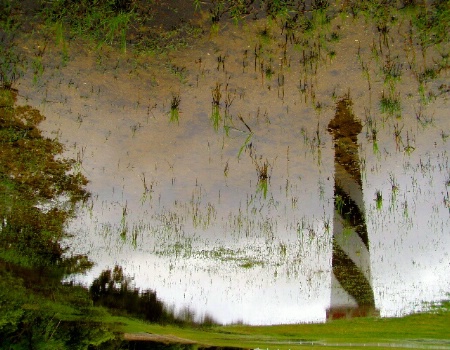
[326,97,379,320]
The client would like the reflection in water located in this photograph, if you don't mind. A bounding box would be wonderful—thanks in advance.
[89,265,218,326]
[15,6,450,324]
[327,97,379,320]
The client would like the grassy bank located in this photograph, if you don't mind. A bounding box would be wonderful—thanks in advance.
[90,301,450,349]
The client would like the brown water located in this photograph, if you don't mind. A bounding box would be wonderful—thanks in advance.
[16,12,450,325]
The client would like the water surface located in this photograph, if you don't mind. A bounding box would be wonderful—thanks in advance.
[17,11,450,325]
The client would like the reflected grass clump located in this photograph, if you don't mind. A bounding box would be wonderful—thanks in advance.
[382,56,402,84]
[36,0,203,54]
[41,0,136,51]
[211,82,222,132]
[375,190,383,210]
[0,37,24,90]
[411,0,450,52]
[253,156,270,199]
[380,93,401,117]
[169,93,181,124]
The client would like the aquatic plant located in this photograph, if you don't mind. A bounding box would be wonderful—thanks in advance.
[139,173,153,204]
[166,63,188,83]
[237,132,253,159]
[217,54,226,71]
[375,190,383,210]
[393,122,404,151]
[382,55,402,85]
[265,65,275,79]
[329,31,339,42]
[415,106,434,127]
[255,158,270,199]
[417,80,438,105]
[130,122,141,136]
[380,91,401,117]
[364,108,379,154]
[411,0,450,55]
[31,43,46,85]
[41,0,135,49]
[120,202,128,240]
[210,82,222,131]
[404,131,415,155]
[0,38,24,89]
[169,93,181,124]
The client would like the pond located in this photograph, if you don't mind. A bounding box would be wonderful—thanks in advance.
[15,2,450,325]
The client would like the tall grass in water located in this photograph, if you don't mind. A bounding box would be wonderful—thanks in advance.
[169,93,181,124]
[211,82,222,132]
[41,0,135,51]
[380,91,401,117]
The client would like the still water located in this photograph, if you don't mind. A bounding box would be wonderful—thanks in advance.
[17,12,449,325]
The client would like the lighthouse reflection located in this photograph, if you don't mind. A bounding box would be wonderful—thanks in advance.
[327,97,380,320]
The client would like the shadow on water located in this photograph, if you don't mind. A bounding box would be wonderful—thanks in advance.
[327,96,379,320]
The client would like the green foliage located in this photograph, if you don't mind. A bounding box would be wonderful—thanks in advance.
[379,93,401,116]
[0,263,118,349]
[237,133,253,159]
[411,0,450,49]
[0,88,89,268]
[210,82,222,132]
[89,266,220,328]
[170,93,181,124]
[0,87,218,347]
[206,0,258,23]
[0,269,26,335]
[265,0,292,18]
[0,38,24,89]
[0,0,21,32]
[41,0,136,50]
[0,87,109,348]
[90,265,165,323]
[115,301,450,349]
[0,88,121,348]
[205,0,330,23]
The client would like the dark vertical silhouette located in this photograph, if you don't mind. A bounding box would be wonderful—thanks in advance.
[326,97,379,320]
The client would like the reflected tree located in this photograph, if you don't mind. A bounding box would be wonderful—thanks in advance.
[0,88,89,269]
[0,87,116,348]
[90,265,164,323]
[89,265,219,327]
